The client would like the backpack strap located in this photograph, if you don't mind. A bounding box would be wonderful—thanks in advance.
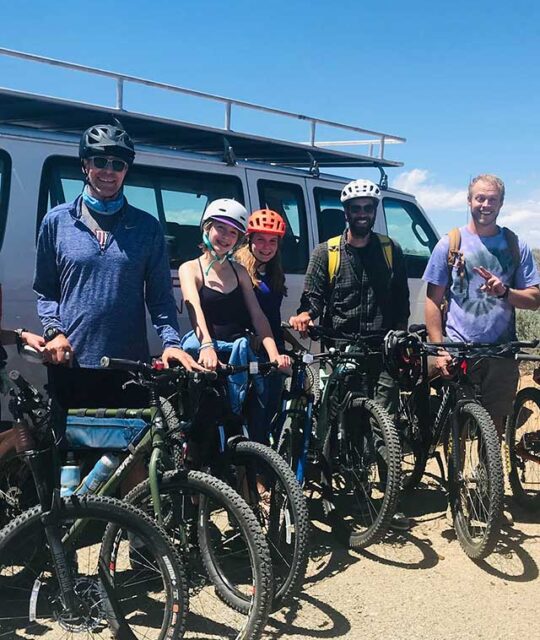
[375,233,393,272]
[327,235,341,284]
[446,227,465,291]
[502,227,520,269]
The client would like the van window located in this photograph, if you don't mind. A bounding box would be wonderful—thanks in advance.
[383,198,438,278]
[314,188,345,243]
[0,150,11,250]
[38,157,244,267]
[257,180,309,274]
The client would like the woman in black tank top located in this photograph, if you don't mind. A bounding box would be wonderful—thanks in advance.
[178,199,290,372]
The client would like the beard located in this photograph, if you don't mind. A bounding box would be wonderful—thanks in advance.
[347,215,375,238]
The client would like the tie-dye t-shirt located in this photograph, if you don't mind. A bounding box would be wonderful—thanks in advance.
[423,226,540,342]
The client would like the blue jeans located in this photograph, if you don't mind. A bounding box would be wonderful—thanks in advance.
[180,332,264,415]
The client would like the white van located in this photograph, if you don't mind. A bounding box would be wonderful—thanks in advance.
[0,49,439,392]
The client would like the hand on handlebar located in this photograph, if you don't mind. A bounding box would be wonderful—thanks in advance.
[288,312,313,338]
[161,346,206,372]
[43,334,73,365]
[434,349,454,378]
[275,353,292,372]
[197,345,222,371]
[21,332,46,352]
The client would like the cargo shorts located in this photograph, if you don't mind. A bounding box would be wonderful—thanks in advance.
[467,357,520,420]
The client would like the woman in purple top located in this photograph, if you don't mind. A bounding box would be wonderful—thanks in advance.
[235,209,288,443]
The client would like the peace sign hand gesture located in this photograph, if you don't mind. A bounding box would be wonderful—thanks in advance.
[473,266,507,297]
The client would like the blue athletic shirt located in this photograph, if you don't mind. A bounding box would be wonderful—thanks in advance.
[34,196,182,367]
[422,226,540,343]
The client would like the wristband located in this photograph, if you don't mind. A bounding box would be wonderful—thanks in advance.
[199,342,215,351]
[496,284,510,300]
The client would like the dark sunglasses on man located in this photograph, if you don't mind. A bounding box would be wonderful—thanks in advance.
[348,203,376,214]
[89,156,128,172]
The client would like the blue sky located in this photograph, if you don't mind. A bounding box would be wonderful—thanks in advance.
[1,0,539,244]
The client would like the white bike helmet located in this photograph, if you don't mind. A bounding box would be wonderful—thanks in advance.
[201,199,248,234]
[340,179,381,204]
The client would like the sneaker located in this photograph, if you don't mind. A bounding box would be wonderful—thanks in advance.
[389,512,411,532]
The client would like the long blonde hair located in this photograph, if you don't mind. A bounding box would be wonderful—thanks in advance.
[235,241,287,296]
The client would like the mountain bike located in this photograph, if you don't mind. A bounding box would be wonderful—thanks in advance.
[505,352,540,510]
[386,331,539,559]
[279,325,402,549]
[156,357,310,611]
[1,358,274,640]
[0,368,189,639]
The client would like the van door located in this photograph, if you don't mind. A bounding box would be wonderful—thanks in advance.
[246,171,313,321]
[381,196,439,325]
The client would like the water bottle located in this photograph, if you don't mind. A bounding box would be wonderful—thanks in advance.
[77,453,119,495]
[60,452,80,498]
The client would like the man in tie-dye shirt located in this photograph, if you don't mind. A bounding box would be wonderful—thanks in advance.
[423,174,540,433]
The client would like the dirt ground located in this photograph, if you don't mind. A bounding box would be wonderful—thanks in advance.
[266,377,540,640]
[266,480,539,640]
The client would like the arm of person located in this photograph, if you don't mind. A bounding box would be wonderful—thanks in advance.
[473,267,540,310]
[391,241,410,330]
[425,283,446,342]
[144,228,202,371]
[289,243,327,332]
[33,218,65,335]
[145,225,183,347]
[33,217,72,364]
[425,282,453,377]
[178,260,219,370]
[236,266,290,369]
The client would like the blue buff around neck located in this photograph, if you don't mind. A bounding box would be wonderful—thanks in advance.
[82,185,125,215]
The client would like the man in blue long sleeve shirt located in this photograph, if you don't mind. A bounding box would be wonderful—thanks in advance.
[34,123,199,409]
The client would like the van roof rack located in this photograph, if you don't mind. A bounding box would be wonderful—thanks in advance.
[0,47,405,169]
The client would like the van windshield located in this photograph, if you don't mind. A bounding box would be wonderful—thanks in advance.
[39,157,244,268]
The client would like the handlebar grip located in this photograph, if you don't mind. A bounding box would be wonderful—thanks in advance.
[516,354,540,362]
[8,370,38,396]
[100,356,150,373]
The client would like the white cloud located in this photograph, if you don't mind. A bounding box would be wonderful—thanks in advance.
[499,200,540,248]
[392,169,467,211]
[392,169,540,247]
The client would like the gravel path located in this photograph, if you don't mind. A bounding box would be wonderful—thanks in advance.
[266,476,540,640]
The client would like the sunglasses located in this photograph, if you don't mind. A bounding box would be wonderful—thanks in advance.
[89,156,128,172]
[348,203,376,214]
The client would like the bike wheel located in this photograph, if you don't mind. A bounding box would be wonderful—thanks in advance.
[228,440,310,611]
[124,469,273,639]
[505,387,540,510]
[398,386,430,491]
[448,401,504,560]
[0,495,188,639]
[330,397,402,548]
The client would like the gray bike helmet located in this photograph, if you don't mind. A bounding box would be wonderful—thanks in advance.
[79,124,135,165]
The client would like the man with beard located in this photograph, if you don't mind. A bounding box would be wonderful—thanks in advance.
[290,178,409,340]
[289,178,410,530]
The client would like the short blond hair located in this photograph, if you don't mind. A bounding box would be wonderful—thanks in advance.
[468,174,505,203]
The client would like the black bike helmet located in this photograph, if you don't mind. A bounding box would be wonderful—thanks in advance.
[79,124,135,165]
[383,330,423,390]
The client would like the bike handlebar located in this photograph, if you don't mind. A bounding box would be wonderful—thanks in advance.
[101,356,279,380]
[100,356,218,382]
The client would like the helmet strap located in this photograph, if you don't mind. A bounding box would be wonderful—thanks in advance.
[202,232,234,275]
